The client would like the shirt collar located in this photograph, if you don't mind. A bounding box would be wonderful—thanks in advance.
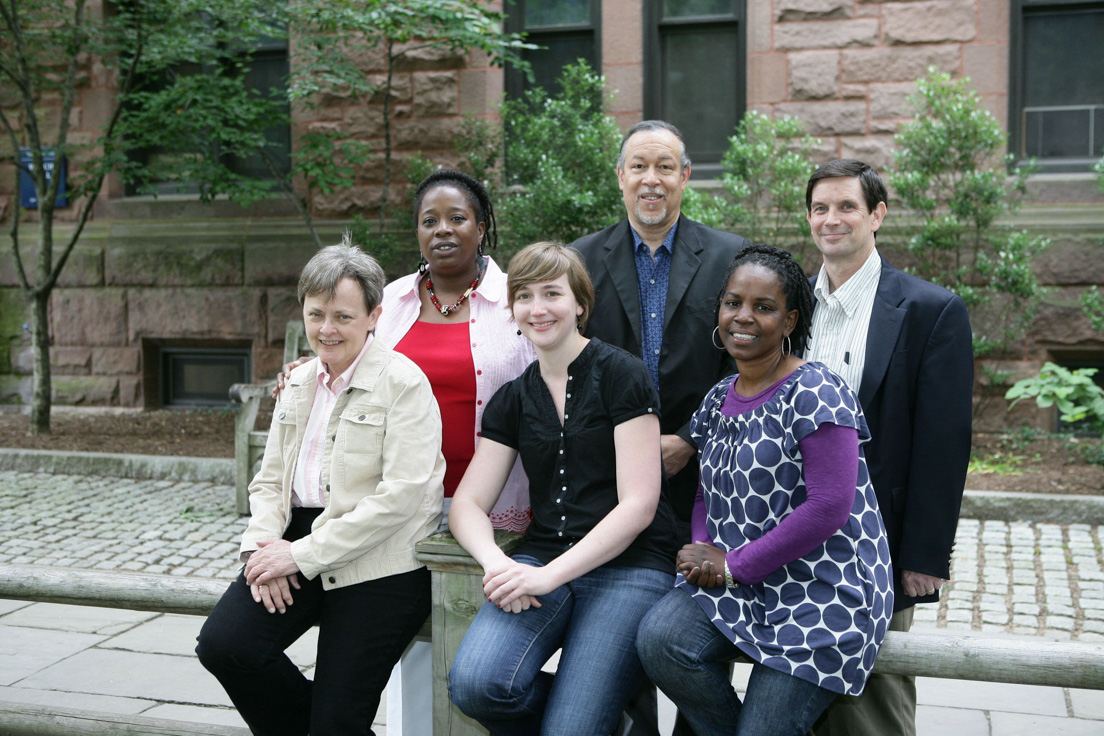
[317,333,374,393]
[813,247,881,318]
[630,220,679,257]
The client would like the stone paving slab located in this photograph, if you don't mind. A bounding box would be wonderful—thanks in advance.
[0,599,30,616]
[0,684,155,715]
[1069,688,1104,720]
[0,624,106,686]
[143,703,248,729]
[914,704,991,735]
[2,601,156,635]
[17,648,234,707]
[989,711,1104,735]
[916,677,1069,717]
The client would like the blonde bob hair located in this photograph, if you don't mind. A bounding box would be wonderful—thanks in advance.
[506,242,596,331]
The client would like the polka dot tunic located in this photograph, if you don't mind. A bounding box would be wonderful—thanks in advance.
[681,362,894,695]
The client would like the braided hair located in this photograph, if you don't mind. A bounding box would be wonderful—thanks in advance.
[412,169,498,254]
[715,243,814,353]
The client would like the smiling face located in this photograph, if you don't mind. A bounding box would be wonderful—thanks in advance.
[717,263,799,367]
[303,277,382,377]
[415,184,487,279]
[806,175,887,273]
[617,128,690,232]
[511,273,585,354]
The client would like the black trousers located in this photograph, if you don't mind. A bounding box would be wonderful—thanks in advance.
[196,508,431,736]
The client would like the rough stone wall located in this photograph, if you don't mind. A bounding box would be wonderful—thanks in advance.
[0,222,326,407]
[748,0,1009,170]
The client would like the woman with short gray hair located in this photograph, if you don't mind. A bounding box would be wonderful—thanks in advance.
[197,238,445,736]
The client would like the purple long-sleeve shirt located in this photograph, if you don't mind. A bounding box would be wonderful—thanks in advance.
[690,371,859,585]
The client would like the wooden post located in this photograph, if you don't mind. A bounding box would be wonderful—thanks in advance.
[228,382,270,516]
[416,530,525,736]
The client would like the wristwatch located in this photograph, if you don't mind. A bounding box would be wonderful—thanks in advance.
[723,558,735,588]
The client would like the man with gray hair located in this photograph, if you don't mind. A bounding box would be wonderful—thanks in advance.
[572,121,749,536]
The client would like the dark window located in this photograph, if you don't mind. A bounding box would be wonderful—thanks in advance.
[645,0,745,173]
[506,0,600,98]
[1011,1,1104,172]
[159,347,251,408]
[126,32,290,196]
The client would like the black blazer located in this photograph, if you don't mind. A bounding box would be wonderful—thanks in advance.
[572,215,748,524]
[812,256,974,612]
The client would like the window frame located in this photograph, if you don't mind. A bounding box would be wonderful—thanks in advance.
[505,0,602,100]
[643,0,746,177]
[1009,0,1104,173]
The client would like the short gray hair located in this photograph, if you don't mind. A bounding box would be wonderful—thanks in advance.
[617,120,691,172]
[297,232,386,313]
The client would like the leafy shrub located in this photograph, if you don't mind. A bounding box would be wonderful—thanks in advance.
[684,112,821,266]
[889,69,1049,358]
[493,61,625,251]
[1006,362,1104,455]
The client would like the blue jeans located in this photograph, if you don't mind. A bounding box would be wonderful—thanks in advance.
[448,555,673,736]
[637,588,837,736]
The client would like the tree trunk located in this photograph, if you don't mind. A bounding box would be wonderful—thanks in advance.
[28,217,53,436]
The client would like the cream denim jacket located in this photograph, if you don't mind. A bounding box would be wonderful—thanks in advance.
[240,339,445,589]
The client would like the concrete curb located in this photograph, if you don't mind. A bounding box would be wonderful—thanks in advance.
[959,489,1104,525]
[0,449,233,485]
[1,448,1101,525]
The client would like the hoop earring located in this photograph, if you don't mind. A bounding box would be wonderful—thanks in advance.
[784,335,792,356]
[711,326,726,350]
[417,255,428,275]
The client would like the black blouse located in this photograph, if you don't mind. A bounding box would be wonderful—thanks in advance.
[480,338,679,573]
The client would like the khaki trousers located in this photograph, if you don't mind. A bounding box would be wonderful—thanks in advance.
[810,607,916,736]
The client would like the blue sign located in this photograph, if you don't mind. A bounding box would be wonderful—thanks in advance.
[19,148,68,209]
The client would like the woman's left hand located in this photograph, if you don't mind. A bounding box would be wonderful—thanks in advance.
[245,539,301,586]
[677,542,726,589]
[483,560,555,609]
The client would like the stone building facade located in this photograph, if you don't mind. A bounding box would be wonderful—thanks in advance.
[0,0,1101,429]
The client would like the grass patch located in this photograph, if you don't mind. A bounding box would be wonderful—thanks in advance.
[969,452,1027,476]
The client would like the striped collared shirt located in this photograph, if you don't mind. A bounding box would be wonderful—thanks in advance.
[805,248,882,394]
[292,334,374,508]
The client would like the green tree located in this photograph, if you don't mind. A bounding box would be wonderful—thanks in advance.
[1,0,280,434]
[682,111,821,266]
[889,69,1049,357]
[288,0,532,232]
[493,61,624,248]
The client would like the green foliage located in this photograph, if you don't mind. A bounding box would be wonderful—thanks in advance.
[288,0,532,229]
[489,61,625,251]
[1006,362,1104,440]
[709,111,822,265]
[1094,152,1104,195]
[1082,286,1104,333]
[889,69,1049,358]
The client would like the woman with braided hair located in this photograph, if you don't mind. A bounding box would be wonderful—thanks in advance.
[278,169,533,531]
[636,244,894,735]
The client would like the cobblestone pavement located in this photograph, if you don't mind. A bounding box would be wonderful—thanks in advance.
[0,471,245,580]
[3,471,1104,642]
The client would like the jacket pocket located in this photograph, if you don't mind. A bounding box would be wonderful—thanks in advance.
[340,410,385,457]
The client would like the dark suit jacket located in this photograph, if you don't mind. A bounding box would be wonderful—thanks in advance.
[572,215,748,524]
[812,256,974,612]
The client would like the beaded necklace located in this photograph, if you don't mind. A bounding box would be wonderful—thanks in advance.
[424,259,484,316]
